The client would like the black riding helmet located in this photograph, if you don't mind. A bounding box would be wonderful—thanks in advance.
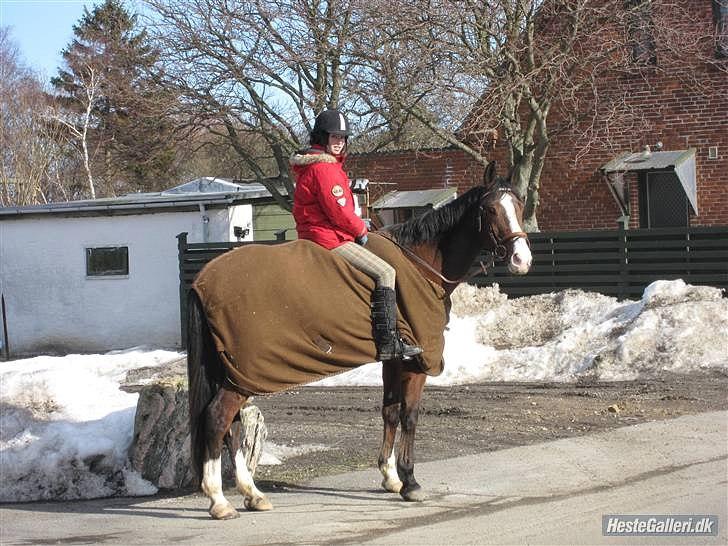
[310,109,351,146]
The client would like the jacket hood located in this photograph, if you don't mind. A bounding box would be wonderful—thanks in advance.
[289,148,341,167]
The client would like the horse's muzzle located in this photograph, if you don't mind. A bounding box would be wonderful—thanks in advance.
[508,237,532,275]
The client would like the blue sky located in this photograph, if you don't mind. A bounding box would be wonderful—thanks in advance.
[1,0,106,79]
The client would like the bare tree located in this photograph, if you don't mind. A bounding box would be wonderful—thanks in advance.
[353,0,726,231]
[144,0,367,210]
[0,28,74,206]
[50,64,101,199]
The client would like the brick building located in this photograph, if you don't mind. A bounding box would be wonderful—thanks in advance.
[348,1,727,231]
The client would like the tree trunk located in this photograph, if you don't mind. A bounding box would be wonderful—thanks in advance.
[123,361,267,490]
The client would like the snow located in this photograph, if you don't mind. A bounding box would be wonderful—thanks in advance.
[1,280,726,503]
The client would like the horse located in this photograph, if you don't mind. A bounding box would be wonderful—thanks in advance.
[186,161,532,519]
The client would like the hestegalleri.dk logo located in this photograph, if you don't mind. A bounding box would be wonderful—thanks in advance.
[602,515,719,536]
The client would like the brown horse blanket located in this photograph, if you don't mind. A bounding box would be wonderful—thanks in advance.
[192,233,449,394]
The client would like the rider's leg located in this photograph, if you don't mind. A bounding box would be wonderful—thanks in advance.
[332,242,422,360]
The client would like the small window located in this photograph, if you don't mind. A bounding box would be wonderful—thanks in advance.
[714,0,728,58]
[625,0,657,65]
[86,246,129,277]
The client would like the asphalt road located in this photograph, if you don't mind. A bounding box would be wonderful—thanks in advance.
[1,411,726,546]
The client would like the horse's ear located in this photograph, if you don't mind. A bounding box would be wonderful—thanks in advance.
[483,161,497,188]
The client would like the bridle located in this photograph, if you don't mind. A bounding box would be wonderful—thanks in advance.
[388,187,530,285]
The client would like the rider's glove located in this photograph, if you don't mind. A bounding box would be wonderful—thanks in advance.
[355,234,368,246]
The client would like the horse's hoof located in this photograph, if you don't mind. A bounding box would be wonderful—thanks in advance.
[381,478,403,494]
[209,502,240,520]
[400,485,427,502]
[244,495,273,511]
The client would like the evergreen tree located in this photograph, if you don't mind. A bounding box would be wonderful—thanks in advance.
[51,0,178,197]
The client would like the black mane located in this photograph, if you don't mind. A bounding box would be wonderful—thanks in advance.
[387,185,488,246]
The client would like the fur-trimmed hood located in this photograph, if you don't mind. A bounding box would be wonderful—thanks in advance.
[289,148,340,167]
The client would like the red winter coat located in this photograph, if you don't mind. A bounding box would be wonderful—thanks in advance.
[290,147,367,250]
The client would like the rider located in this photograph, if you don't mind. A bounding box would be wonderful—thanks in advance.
[290,108,422,361]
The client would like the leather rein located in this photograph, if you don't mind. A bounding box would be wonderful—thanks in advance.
[385,188,529,286]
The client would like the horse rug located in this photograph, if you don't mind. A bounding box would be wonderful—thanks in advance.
[192,233,449,395]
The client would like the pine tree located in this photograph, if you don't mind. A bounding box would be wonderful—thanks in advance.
[51,0,178,197]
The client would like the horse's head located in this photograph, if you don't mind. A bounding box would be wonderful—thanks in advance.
[478,162,532,275]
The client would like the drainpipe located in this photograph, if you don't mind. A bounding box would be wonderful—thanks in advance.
[199,203,210,242]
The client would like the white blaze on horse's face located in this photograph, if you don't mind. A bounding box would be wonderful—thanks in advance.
[498,193,532,275]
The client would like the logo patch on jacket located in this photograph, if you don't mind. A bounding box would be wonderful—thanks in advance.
[336,197,346,206]
[331,185,344,197]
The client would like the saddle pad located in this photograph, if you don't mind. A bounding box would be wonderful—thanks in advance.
[192,233,448,394]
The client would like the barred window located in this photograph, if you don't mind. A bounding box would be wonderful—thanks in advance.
[85,246,129,277]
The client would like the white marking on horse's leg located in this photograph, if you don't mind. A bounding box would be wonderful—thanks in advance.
[500,194,532,274]
[381,450,403,493]
[234,449,272,511]
[202,456,238,519]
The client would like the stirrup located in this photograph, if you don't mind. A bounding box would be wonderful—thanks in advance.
[400,340,423,359]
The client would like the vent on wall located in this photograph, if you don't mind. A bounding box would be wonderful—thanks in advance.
[708,146,719,160]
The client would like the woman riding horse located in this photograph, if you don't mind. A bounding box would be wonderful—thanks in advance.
[187,148,532,519]
[290,108,421,361]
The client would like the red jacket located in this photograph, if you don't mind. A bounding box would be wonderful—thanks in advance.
[290,147,367,250]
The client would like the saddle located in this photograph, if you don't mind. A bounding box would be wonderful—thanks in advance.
[192,233,449,394]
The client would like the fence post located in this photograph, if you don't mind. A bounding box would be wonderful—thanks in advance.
[617,220,629,299]
[177,232,188,347]
[1,294,9,360]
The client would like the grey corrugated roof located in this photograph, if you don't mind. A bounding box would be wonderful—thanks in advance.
[601,149,698,214]
[601,149,695,172]
[0,177,276,218]
[372,187,457,209]
[163,177,271,196]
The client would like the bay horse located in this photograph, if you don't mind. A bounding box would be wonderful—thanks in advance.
[186,161,532,519]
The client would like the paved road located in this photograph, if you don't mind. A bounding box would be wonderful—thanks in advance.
[1,411,726,545]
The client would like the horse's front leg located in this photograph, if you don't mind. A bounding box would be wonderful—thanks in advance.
[397,368,427,502]
[224,411,273,512]
[379,359,403,493]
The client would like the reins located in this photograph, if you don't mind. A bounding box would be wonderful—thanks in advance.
[383,235,494,285]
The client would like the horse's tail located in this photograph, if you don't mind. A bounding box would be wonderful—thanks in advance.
[186,289,224,487]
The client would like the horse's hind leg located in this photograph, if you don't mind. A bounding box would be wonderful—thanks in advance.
[225,412,272,511]
[379,359,403,493]
[397,369,427,502]
[202,387,247,520]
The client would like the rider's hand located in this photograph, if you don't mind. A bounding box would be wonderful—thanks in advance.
[355,234,368,246]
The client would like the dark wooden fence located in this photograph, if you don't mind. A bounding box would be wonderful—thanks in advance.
[473,225,728,299]
[177,226,728,343]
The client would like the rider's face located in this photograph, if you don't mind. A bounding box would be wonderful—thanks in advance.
[327,133,346,155]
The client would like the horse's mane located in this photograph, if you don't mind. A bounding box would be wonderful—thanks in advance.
[387,185,489,246]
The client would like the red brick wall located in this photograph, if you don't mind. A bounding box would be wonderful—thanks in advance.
[539,65,728,230]
[349,1,728,230]
[346,148,484,206]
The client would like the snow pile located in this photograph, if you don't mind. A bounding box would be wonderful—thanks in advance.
[0,349,173,502]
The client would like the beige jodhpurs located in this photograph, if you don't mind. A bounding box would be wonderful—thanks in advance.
[332,241,395,289]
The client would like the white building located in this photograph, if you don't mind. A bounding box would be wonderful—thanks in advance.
[0,179,292,357]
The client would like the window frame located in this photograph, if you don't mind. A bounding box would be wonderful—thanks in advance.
[85,245,130,278]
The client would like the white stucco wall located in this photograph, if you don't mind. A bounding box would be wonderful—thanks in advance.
[0,204,251,356]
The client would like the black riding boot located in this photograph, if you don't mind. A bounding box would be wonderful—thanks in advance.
[372,287,423,360]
